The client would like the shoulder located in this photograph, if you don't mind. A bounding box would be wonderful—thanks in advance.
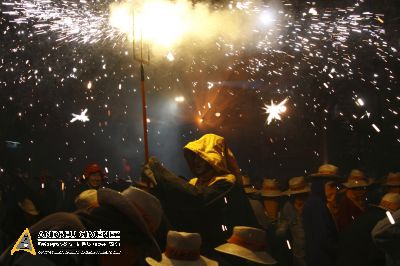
[209,174,236,186]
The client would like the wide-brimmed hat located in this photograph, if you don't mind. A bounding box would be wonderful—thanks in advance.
[261,179,282,197]
[18,198,39,216]
[97,187,162,261]
[215,226,276,265]
[342,169,372,188]
[283,176,310,196]
[75,189,99,211]
[385,172,400,187]
[309,164,341,180]
[242,175,259,194]
[146,231,217,266]
[378,192,400,212]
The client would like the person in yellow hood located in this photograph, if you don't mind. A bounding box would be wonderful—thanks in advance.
[142,133,258,255]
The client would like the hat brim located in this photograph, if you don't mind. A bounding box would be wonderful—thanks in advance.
[261,191,283,197]
[97,188,161,261]
[342,178,373,188]
[283,187,310,196]
[384,182,400,187]
[215,243,276,265]
[146,254,218,266]
[244,187,260,194]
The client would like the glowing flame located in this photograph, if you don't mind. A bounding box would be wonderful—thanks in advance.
[110,0,191,47]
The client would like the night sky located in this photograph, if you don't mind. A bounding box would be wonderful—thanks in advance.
[0,0,399,185]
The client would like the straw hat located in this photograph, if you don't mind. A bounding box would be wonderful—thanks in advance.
[215,226,276,265]
[342,169,372,188]
[18,198,39,216]
[385,172,400,187]
[242,175,259,194]
[146,231,217,266]
[75,189,99,211]
[121,186,163,233]
[379,193,400,212]
[261,179,282,197]
[309,164,341,180]
[97,187,162,261]
[283,176,310,196]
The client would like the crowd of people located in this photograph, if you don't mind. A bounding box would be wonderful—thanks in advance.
[0,133,399,266]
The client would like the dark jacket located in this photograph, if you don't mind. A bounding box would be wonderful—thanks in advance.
[337,194,365,232]
[303,180,338,266]
[148,134,258,252]
[372,209,400,266]
[336,206,386,266]
[0,206,153,266]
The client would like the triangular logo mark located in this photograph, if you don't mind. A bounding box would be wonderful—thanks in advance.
[11,228,36,256]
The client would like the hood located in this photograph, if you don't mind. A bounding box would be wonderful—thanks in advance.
[184,134,241,178]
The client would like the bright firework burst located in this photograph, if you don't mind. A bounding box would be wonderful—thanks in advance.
[0,0,398,178]
[262,98,288,125]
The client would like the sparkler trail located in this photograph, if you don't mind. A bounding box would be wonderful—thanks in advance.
[0,0,399,177]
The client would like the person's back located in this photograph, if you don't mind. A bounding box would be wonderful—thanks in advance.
[303,179,338,266]
[336,206,386,266]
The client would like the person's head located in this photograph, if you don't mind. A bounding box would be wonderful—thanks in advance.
[183,134,241,179]
[261,179,282,219]
[75,189,99,211]
[215,226,276,265]
[385,172,400,194]
[343,169,370,205]
[146,230,217,266]
[308,164,341,199]
[84,164,104,189]
[192,153,214,178]
[325,181,338,203]
[285,176,310,212]
[95,188,163,263]
[379,192,400,212]
[293,193,308,212]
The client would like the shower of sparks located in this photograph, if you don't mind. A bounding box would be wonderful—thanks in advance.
[2,0,115,44]
[70,109,89,123]
[263,98,288,125]
[0,0,399,177]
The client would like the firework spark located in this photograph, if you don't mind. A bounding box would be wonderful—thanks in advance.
[70,109,89,123]
[263,98,288,125]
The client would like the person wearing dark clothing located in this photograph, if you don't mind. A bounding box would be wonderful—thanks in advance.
[303,164,340,266]
[261,178,291,266]
[60,164,107,212]
[337,170,371,232]
[0,187,162,266]
[336,192,400,266]
[372,206,400,266]
[142,134,258,254]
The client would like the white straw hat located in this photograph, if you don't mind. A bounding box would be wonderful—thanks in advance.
[261,179,282,197]
[242,175,259,194]
[309,164,341,180]
[283,176,310,196]
[385,172,400,186]
[215,226,276,265]
[146,231,217,266]
[379,193,400,212]
[342,169,372,188]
